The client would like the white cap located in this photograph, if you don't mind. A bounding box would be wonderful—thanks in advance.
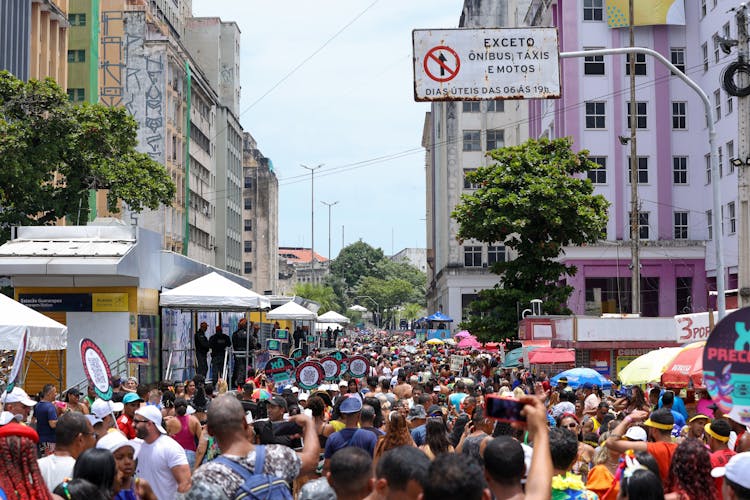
[624,426,647,442]
[135,405,166,434]
[1,388,37,407]
[85,415,103,426]
[711,451,750,489]
[298,391,310,401]
[96,429,141,458]
[338,380,348,387]
[0,411,15,425]
[290,386,300,394]
[91,399,124,420]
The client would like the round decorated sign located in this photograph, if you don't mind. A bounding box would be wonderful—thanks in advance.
[319,356,341,382]
[6,329,28,393]
[704,308,750,426]
[290,348,305,367]
[80,338,113,400]
[295,361,325,390]
[264,356,296,386]
[347,355,370,378]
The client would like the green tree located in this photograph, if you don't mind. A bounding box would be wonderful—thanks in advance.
[452,137,609,341]
[329,241,385,290]
[375,259,426,304]
[401,302,425,326]
[293,282,338,313]
[356,276,415,327]
[0,71,175,234]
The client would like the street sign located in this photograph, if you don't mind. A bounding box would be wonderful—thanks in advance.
[413,28,561,102]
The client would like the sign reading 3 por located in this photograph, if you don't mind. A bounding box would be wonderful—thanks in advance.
[413,28,561,102]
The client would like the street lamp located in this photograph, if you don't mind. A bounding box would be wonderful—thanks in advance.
[301,164,323,283]
[355,295,380,328]
[321,200,339,261]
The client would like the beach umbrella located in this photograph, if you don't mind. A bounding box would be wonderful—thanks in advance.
[252,388,272,401]
[457,336,481,349]
[617,347,683,386]
[455,330,472,339]
[426,338,444,345]
[502,346,540,368]
[550,367,612,389]
[661,342,705,389]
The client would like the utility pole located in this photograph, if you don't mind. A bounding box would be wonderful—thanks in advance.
[628,0,641,314]
[301,164,323,283]
[321,200,339,261]
[735,5,750,307]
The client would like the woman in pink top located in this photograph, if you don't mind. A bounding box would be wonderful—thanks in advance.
[168,398,202,469]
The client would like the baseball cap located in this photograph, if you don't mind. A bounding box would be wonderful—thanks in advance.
[110,375,122,388]
[66,388,82,397]
[268,396,288,410]
[91,399,124,420]
[408,404,426,421]
[711,451,750,489]
[298,391,310,401]
[623,426,647,442]
[85,415,103,427]
[97,430,141,458]
[427,405,443,417]
[643,408,674,430]
[339,380,349,387]
[582,382,594,390]
[0,387,37,407]
[0,412,15,425]
[122,393,143,405]
[339,395,363,414]
[689,414,710,423]
[135,405,166,434]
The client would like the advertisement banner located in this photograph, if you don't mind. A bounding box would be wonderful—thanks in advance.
[607,0,686,28]
[80,338,113,400]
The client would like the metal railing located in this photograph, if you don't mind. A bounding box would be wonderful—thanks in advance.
[65,354,129,395]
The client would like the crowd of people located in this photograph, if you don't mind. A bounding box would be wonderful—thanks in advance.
[0,330,748,500]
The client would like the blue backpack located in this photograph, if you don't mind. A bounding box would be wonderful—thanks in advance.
[213,446,293,500]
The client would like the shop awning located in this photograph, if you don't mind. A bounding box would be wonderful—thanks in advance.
[528,347,575,365]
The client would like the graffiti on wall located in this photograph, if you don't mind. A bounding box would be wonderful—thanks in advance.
[100,10,125,107]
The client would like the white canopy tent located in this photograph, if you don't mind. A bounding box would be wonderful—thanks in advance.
[159,272,271,310]
[266,301,317,321]
[0,294,67,351]
[315,322,344,331]
[317,310,350,324]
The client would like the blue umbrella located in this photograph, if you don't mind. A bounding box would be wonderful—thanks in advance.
[426,311,453,322]
[501,346,540,368]
[550,367,612,389]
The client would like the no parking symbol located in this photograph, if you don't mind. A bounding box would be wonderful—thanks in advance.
[423,45,460,82]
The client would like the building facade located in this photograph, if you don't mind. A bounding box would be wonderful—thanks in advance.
[391,248,428,274]
[424,0,530,324]
[243,133,279,294]
[525,0,740,316]
[277,248,329,295]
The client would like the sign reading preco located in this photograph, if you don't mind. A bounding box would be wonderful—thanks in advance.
[413,28,561,102]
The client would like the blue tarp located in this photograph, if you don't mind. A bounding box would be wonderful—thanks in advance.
[426,312,453,322]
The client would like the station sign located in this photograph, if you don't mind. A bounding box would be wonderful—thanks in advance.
[412,28,561,102]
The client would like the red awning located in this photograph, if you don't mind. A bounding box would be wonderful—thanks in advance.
[528,347,575,364]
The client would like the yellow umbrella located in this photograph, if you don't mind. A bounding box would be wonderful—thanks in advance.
[618,347,683,385]
[425,338,444,345]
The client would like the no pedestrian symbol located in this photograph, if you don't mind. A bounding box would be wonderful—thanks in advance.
[423,45,460,83]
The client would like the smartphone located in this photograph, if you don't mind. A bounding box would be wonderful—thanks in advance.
[485,396,526,424]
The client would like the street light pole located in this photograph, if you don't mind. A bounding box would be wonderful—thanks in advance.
[301,164,323,283]
[321,200,339,261]
[355,295,380,328]
[628,0,641,315]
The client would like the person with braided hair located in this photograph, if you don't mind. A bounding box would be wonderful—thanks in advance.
[0,421,53,499]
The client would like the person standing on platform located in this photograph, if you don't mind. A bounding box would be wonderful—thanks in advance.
[209,326,231,383]
[231,318,253,388]
[194,322,210,378]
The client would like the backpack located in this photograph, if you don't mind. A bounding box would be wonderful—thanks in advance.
[213,446,293,500]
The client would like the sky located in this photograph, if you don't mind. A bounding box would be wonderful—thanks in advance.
[190,0,463,259]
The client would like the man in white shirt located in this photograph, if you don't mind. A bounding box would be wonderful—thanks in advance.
[37,412,96,492]
[134,405,191,499]
[582,383,601,416]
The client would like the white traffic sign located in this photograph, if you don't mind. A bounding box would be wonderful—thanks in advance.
[413,28,561,102]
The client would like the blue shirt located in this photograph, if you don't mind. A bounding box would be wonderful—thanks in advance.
[411,424,426,446]
[35,401,57,443]
[658,395,688,420]
[448,392,467,413]
[324,428,378,459]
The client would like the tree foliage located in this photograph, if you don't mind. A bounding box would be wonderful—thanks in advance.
[452,137,609,341]
[329,241,385,290]
[0,71,175,234]
[293,283,338,313]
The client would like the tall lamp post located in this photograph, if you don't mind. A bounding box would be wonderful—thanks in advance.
[301,164,323,282]
[321,200,339,261]
[355,295,380,328]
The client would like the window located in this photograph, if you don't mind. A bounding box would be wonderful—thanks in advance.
[486,129,504,150]
[729,202,736,234]
[672,102,686,129]
[638,213,650,240]
[628,157,649,184]
[702,43,709,71]
[721,205,725,234]
[68,13,86,26]
[588,156,607,184]
[728,140,735,174]
[706,154,712,184]
[714,89,722,121]
[244,177,252,189]
[487,245,506,265]
[66,88,85,102]
[463,130,481,151]
[244,262,253,274]
[462,102,480,113]
[670,47,685,74]
[585,101,606,129]
[583,0,603,21]
[244,240,252,252]
[244,219,252,231]
[673,156,688,184]
[463,169,479,189]
[674,212,689,239]
[626,101,647,129]
[724,22,731,40]
[714,33,721,63]
[625,53,647,75]
[707,210,713,239]
[244,198,252,210]
[701,0,706,17]
[727,93,734,115]
[584,48,605,75]
[719,146,724,177]
[463,246,482,267]
[487,100,504,112]
[67,49,85,63]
